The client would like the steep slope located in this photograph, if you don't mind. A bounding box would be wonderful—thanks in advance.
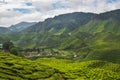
[15,12,96,48]
[60,9,120,63]
[0,9,120,63]
[24,12,96,33]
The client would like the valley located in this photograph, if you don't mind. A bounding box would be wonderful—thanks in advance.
[0,9,120,80]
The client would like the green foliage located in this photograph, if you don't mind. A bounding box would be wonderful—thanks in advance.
[37,58,120,80]
[85,49,120,63]
[10,47,18,55]
[2,41,19,55]
[0,51,60,80]
[3,41,14,51]
[0,9,120,80]
[0,51,120,80]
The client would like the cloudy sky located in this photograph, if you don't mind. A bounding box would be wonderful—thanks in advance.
[0,0,120,27]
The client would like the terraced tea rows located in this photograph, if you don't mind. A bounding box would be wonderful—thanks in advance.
[0,51,61,80]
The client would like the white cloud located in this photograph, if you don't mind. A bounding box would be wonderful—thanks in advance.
[0,0,120,27]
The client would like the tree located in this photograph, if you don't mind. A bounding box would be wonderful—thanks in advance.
[10,47,18,55]
[3,41,14,51]
[3,41,18,55]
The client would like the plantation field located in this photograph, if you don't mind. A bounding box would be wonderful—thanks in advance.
[0,51,61,80]
[37,58,120,80]
[0,51,120,80]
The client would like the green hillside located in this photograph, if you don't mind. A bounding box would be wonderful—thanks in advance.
[38,58,120,80]
[0,51,120,80]
[0,51,61,80]
[59,12,120,63]
[4,12,96,48]
[0,9,119,62]
[0,9,120,79]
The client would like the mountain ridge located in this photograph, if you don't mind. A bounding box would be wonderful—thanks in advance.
[0,9,120,63]
[9,22,37,32]
[22,12,97,33]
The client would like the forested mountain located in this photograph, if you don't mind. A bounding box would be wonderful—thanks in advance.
[0,9,120,80]
[23,12,97,33]
[0,9,120,63]
[59,9,120,63]
[14,12,97,48]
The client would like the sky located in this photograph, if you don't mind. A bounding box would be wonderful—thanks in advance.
[0,0,120,27]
